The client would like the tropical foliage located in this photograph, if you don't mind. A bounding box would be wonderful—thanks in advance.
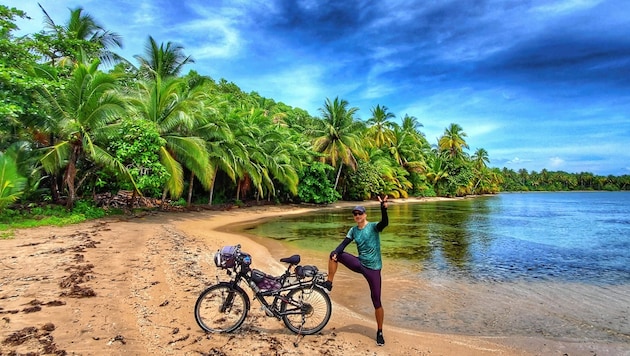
[0,150,27,209]
[0,4,626,214]
[500,169,630,191]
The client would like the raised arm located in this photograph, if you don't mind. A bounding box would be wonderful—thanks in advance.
[376,195,389,232]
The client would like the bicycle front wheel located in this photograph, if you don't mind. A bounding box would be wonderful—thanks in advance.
[281,286,332,335]
[195,283,250,333]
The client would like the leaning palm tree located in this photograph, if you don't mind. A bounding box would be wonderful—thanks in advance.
[134,36,194,80]
[37,4,123,66]
[36,59,136,208]
[312,97,365,190]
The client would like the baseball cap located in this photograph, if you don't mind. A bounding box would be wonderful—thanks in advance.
[352,206,366,214]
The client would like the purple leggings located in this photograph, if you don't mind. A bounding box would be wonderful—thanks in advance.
[337,252,382,309]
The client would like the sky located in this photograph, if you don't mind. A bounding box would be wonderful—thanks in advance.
[5,0,630,176]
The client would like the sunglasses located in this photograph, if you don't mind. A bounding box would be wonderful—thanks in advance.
[352,211,364,216]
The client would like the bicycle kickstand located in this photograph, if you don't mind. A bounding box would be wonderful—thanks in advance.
[293,325,304,347]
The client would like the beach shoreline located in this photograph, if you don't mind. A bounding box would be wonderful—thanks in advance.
[1,197,627,355]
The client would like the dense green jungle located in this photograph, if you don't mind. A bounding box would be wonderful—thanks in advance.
[1,5,628,228]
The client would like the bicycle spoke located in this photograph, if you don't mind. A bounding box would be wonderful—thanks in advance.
[281,286,332,335]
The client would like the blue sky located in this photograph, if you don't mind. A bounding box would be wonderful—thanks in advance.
[6,0,630,175]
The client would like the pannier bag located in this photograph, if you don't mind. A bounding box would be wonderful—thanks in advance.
[295,265,319,278]
[251,269,282,291]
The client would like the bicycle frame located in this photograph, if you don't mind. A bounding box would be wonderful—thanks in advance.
[196,245,332,336]
[216,253,327,320]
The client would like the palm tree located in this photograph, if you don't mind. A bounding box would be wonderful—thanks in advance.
[312,97,365,190]
[388,124,427,173]
[257,126,301,201]
[366,146,412,198]
[198,93,239,205]
[36,59,135,208]
[438,123,469,159]
[37,4,123,66]
[366,104,395,148]
[425,154,449,196]
[471,148,490,170]
[400,114,423,133]
[134,36,194,80]
[226,104,301,202]
[471,148,490,194]
[205,134,239,205]
[0,150,27,210]
[128,76,211,200]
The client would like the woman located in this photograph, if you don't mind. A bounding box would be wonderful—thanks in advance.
[322,195,389,346]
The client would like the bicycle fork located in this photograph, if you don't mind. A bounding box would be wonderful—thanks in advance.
[220,290,236,313]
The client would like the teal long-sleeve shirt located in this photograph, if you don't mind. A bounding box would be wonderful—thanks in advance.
[335,205,388,270]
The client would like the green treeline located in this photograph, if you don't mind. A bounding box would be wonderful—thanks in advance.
[500,168,630,192]
[0,5,627,213]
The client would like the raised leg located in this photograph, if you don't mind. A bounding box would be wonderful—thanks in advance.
[327,254,338,282]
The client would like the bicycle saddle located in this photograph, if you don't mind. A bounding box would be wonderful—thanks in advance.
[280,255,300,265]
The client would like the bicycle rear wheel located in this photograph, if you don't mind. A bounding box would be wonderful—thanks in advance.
[195,283,250,333]
[281,286,332,335]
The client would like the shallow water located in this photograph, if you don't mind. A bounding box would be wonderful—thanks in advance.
[247,192,630,345]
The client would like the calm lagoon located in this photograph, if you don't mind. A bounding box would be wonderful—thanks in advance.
[247,192,630,347]
[250,191,630,285]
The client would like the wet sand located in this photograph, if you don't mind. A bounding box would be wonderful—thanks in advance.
[1,199,628,355]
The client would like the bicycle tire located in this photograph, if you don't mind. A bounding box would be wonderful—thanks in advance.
[281,285,332,335]
[194,283,250,333]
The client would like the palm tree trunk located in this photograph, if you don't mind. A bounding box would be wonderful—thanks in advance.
[472,178,481,194]
[187,172,195,206]
[208,167,217,206]
[50,173,61,204]
[64,146,80,209]
[334,163,343,190]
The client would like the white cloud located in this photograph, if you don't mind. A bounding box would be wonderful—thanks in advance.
[532,0,604,14]
[130,0,159,27]
[180,19,241,59]
[363,83,396,100]
[549,156,565,168]
[506,157,533,165]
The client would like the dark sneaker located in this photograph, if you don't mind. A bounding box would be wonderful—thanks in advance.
[376,330,385,346]
[321,280,333,292]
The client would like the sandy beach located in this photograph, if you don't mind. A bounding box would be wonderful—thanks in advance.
[1,198,628,355]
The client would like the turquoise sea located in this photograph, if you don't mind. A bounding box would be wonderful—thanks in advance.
[247,192,630,347]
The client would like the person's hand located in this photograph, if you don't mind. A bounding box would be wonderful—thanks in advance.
[330,252,338,262]
[378,195,389,209]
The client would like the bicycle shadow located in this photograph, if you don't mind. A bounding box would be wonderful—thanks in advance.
[328,323,374,338]
[245,323,373,338]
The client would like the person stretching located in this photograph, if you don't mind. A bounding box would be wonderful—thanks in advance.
[322,195,389,346]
